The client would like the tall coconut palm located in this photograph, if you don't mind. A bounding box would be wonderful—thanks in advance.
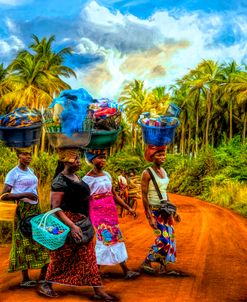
[195,60,224,148]
[119,80,147,149]
[0,63,13,114]
[225,70,247,143]
[177,71,205,157]
[220,61,242,141]
[3,35,76,110]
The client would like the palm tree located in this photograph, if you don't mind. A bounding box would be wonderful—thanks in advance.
[195,60,224,148]
[224,70,247,143]
[177,71,205,157]
[146,86,170,114]
[0,64,13,114]
[220,61,242,141]
[3,35,76,110]
[119,80,147,149]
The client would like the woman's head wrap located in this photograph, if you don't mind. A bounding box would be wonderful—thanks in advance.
[84,149,106,163]
[58,148,80,163]
[144,145,166,162]
[15,146,33,156]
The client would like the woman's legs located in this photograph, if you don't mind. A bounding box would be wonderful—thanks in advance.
[20,269,37,287]
[37,264,58,297]
[38,264,48,281]
[21,269,30,281]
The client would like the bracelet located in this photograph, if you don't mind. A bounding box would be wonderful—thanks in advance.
[0,192,10,200]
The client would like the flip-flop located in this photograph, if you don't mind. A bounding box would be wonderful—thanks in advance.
[140,264,156,274]
[124,271,141,279]
[37,283,59,297]
[20,280,37,287]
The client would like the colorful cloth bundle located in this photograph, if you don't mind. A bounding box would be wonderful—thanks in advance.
[49,88,93,136]
[0,107,42,128]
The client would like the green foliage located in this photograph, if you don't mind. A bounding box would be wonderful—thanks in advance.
[0,221,12,244]
[32,151,58,184]
[0,144,18,183]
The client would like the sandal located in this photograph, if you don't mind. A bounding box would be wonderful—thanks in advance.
[20,280,37,287]
[124,271,141,279]
[37,282,59,297]
[140,263,156,274]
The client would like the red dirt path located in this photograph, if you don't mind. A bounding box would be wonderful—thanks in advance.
[1,194,247,302]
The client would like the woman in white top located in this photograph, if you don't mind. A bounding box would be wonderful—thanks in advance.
[83,149,140,279]
[141,145,181,275]
[0,147,50,289]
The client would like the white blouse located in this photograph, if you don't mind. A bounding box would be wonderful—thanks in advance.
[82,171,112,196]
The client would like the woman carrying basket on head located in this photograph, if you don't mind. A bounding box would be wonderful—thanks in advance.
[0,147,50,288]
[140,145,181,275]
[83,149,140,279]
[40,148,116,301]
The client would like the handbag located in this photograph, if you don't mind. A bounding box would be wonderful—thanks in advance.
[66,216,95,244]
[147,167,177,216]
[20,214,38,237]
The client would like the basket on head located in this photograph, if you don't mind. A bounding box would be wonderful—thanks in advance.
[0,123,42,147]
[85,128,121,149]
[138,118,180,146]
[30,208,70,250]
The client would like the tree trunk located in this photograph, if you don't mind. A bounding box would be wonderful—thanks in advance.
[40,127,46,152]
[180,122,185,155]
[205,93,211,148]
[195,105,199,158]
[229,99,233,141]
[187,122,191,156]
[242,110,246,144]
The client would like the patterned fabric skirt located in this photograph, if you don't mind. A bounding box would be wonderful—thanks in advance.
[146,208,176,266]
[90,194,128,265]
[8,201,50,272]
[45,211,101,287]
[90,194,124,246]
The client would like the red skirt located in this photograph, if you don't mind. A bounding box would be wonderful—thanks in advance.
[45,212,101,286]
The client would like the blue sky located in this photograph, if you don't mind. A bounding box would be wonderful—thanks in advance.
[0,0,246,97]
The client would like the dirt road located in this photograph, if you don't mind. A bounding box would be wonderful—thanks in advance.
[0,194,247,302]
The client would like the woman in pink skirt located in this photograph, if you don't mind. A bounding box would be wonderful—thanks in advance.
[83,149,140,279]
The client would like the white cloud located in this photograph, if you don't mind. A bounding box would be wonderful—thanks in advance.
[75,37,107,56]
[72,2,247,97]
[0,35,24,56]
[5,18,19,34]
[1,0,246,98]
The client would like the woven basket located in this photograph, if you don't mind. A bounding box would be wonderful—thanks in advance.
[30,208,70,250]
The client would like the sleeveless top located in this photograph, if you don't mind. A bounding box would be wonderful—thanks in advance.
[147,167,169,206]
